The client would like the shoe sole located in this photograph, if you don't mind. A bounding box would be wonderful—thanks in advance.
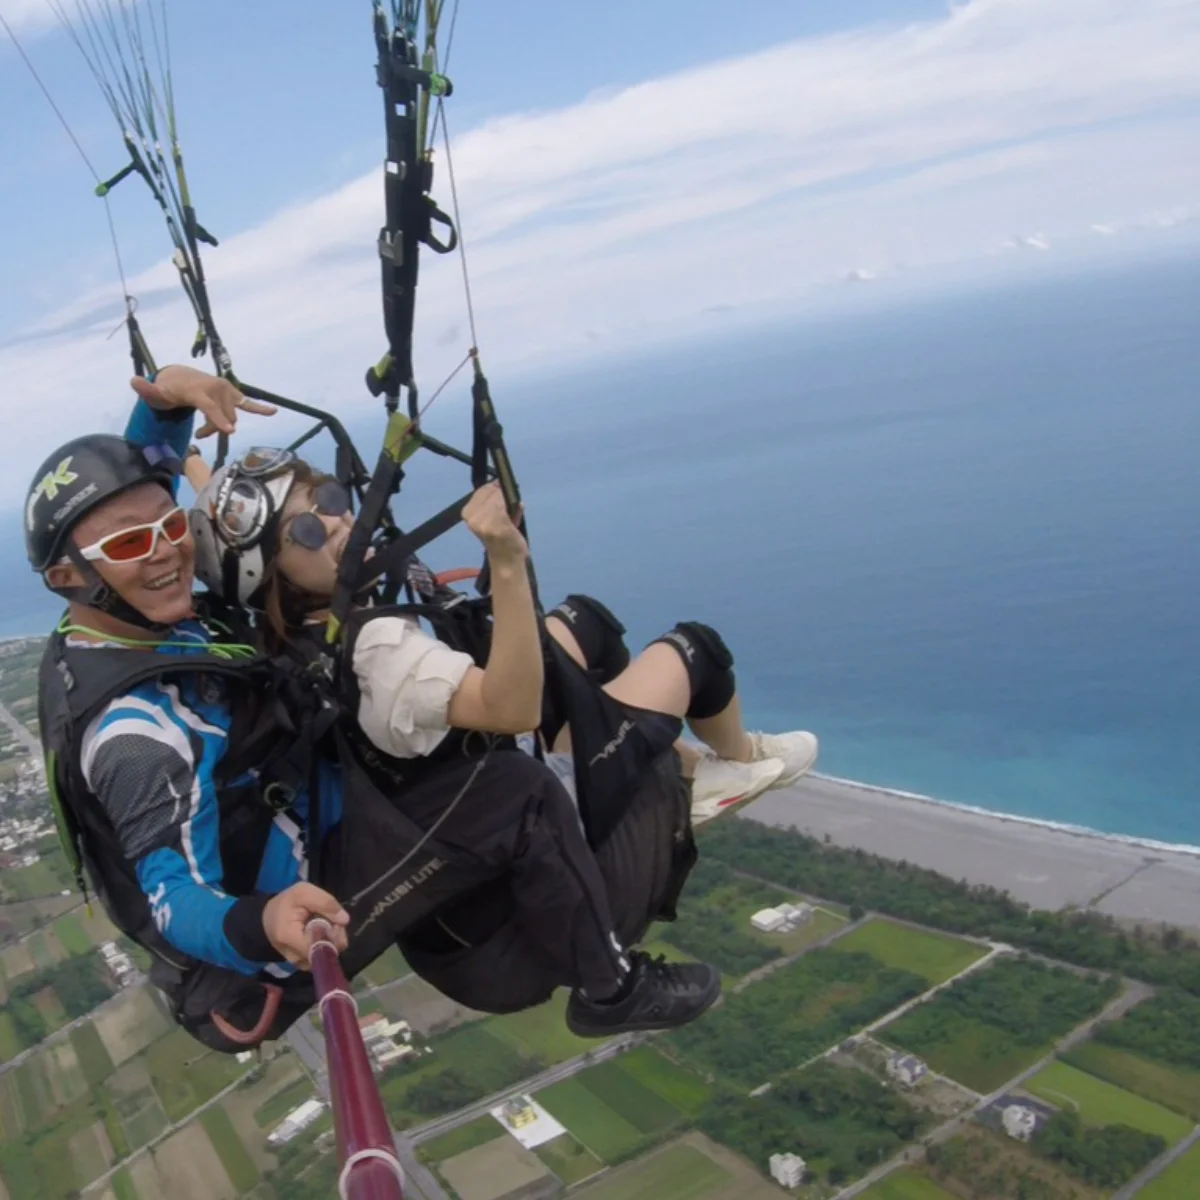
[566,975,722,1038]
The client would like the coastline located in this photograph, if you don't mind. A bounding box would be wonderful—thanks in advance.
[742,773,1200,934]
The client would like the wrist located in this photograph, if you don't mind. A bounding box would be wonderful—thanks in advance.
[224,894,286,963]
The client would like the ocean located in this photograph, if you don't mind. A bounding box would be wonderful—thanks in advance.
[4,252,1198,846]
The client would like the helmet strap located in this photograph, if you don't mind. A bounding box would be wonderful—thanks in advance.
[55,543,173,634]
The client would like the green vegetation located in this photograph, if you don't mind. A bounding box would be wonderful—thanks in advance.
[357,944,410,989]
[862,1170,958,1200]
[144,1028,247,1122]
[578,1140,729,1200]
[1064,1040,1200,1120]
[698,818,1200,996]
[536,1052,698,1166]
[670,947,926,1088]
[927,1127,1104,1200]
[534,1132,603,1185]
[656,858,784,976]
[4,951,114,1049]
[883,957,1119,1091]
[69,1021,116,1087]
[111,1168,140,1200]
[419,1114,505,1162]
[699,1060,927,1188]
[1136,1139,1200,1200]
[617,1048,712,1115]
[487,991,596,1063]
[1025,1061,1193,1143]
[253,1076,315,1128]
[54,913,92,956]
[0,1013,21,1061]
[26,932,57,971]
[1094,986,1200,1067]
[833,917,986,983]
[1033,1110,1165,1188]
[379,1022,541,1127]
[200,1105,260,1192]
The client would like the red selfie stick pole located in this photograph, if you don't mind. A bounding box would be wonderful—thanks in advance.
[306,918,405,1200]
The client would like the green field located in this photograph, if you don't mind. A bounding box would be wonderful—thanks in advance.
[144,1028,247,1122]
[578,1141,729,1200]
[832,918,986,984]
[55,913,92,956]
[253,1076,315,1128]
[1136,1139,1200,1199]
[537,1075,646,1162]
[27,931,59,970]
[617,1048,712,1116]
[111,1167,139,1200]
[1025,1061,1194,1144]
[1064,1040,1200,1121]
[357,944,411,989]
[2,860,61,901]
[124,1099,168,1149]
[70,1021,116,1087]
[487,991,596,1064]
[862,1170,959,1199]
[200,1105,260,1192]
[535,1132,604,1185]
[420,1114,506,1162]
[0,1012,22,1060]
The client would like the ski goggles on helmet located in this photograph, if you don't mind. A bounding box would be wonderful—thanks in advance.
[78,506,190,565]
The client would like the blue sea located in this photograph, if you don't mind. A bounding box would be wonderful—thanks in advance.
[4,253,1198,846]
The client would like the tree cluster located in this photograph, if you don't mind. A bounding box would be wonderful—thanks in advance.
[697,820,1200,994]
[1095,987,1200,1069]
[1033,1111,1165,1188]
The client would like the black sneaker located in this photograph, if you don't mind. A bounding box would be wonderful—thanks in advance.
[565,952,721,1037]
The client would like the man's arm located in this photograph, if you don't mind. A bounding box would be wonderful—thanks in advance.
[83,697,284,974]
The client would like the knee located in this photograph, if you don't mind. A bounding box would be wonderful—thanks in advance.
[649,621,736,720]
[548,593,631,684]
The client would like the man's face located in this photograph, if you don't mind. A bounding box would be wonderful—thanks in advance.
[69,483,195,626]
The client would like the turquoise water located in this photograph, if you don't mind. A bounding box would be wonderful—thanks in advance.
[4,253,1198,844]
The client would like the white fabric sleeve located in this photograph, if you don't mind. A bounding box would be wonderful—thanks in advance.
[352,615,476,759]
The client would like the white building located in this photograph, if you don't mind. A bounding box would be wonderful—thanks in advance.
[1002,1104,1039,1142]
[777,902,812,924]
[886,1052,928,1088]
[358,1014,415,1073]
[769,1152,806,1188]
[751,908,786,933]
[268,1099,326,1145]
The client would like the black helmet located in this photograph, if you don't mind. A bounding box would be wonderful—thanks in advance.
[25,435,180,574]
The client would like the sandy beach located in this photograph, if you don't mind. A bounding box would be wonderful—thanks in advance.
[743,774,1200,934]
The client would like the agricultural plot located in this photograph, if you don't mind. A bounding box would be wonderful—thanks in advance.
[144,1028,248,1123]
[576,1138,731,1200]
[107,1058,170,1150]
[438,1135,555,1200]
[882,957,1119,1092]
[1064,1039,1200,1121]
[66,1119,116,1191]
[0,860,62,902]
[420,1114,507,1163]
[1136,1139,1200,1199]
[43,1040,90,1108]
[617,1047,712,1116]
[378,971,482,1036]
[32,985,67,1030]
[200,1106,260,1193]
[70,1020,117,1087]
[0,1014,22,1062]
[670,946,926,1089]
[537,1054,689,1163]
[356,944,411,989]
[129,1122,238,1200]
[0,894,77,944]
[0,940,34,981]
[26,930,64,971]
[487,990,597,1064]
[534,1132,603,1185]
[1024,1061,1194,1144]
[862,1171,958,1200]
[93,986,171,1066]
[218,1052,310,1175]
[832,918,987,984]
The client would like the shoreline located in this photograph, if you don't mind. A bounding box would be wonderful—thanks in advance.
[744,774,1200,933]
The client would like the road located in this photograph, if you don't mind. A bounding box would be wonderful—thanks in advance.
[832,977,1155,1199]
[0,694,42,757]
[0,975,145,1078]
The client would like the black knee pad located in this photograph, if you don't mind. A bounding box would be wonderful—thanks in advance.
[548,593,631,684]
[650,621,736,720]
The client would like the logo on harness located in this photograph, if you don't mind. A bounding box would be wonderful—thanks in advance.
[588,719,635,767]
[355,857,447,935]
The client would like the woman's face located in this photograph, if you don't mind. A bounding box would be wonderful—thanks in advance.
[275,479,354,601]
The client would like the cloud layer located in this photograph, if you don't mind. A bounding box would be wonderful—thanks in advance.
[3,0,1200,504]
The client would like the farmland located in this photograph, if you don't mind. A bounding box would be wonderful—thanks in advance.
[831,918,987,984]
[1063,1039,1200,1120]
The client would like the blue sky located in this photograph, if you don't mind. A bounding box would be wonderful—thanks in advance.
[2,0,1199,507]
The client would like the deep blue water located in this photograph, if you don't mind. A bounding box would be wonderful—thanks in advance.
[4,254,1198,844]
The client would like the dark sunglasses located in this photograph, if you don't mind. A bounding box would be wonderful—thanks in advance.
[285,481,352,550]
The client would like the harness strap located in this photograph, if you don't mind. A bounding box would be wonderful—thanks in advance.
[210,983,284,1046]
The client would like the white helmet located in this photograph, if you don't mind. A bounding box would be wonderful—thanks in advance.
[190,447,301,608]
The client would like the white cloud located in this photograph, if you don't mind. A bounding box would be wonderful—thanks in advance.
[3,0,1200,504]
[0,0,56,37]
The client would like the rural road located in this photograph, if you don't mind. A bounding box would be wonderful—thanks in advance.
[1112,1123,1200,1199]
[0,695,41,756]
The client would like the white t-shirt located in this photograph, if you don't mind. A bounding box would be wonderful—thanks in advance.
[351,615,475,759]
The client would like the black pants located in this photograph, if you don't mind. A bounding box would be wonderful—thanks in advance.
[328,748,628,1000]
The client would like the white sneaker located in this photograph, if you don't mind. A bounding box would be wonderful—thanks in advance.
[690,755,786,825]
[746,730,819,788]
